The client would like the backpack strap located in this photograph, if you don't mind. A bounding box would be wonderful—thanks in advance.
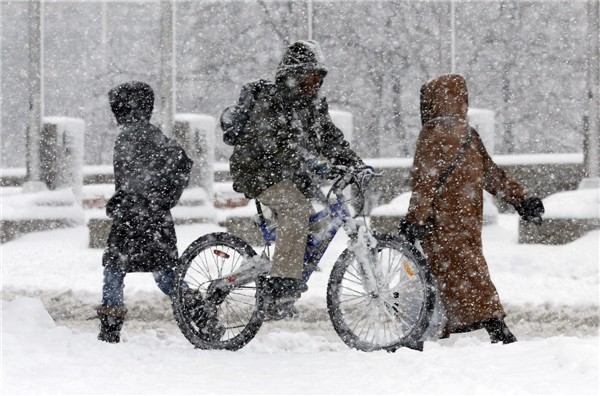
[436,127,473,191]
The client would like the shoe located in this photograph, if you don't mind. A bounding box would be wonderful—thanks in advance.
[483,318,518,344]
[258,276,307,321]
[184,291,226,342]
[387,339,424,353]
[265,300,302,321]
[97,305,127,343]
[260,276,308,299]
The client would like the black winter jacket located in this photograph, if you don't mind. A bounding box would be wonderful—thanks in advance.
[103,121,192,272]
[229,41,362,199]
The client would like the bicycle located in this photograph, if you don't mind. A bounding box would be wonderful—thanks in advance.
[171,166,436,352]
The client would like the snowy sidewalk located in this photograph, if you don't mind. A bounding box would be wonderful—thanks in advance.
[2,214,599,394]
[2,297,598,395]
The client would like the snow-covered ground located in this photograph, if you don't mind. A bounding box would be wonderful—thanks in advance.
[2,214,599,394]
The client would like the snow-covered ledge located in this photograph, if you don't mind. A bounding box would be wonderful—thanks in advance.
[519,188,600,244]
[1,188,85,243]
[370,191,499,235]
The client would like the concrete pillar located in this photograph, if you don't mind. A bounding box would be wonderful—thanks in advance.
[174,114,215,205]
[24,0,45,192]
[307,0,313,40]
[293,0,309,42]
[439,0,455,74]
[329,110,353,144]
[0,1,3,149]
[159,0,175,136]
[40,117,85,204]
[468,108,495,154]
[581,0,600,189]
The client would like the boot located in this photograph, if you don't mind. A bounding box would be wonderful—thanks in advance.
[482,317,518,344]
[97,305,127,343]
[258,276,308,321]
[184,291,226,342]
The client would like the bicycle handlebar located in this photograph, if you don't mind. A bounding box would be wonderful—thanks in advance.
[326,166,382,215]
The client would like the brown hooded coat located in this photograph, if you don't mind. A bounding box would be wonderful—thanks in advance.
[406,75,528,332]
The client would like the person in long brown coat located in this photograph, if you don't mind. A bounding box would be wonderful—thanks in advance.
[399,74,544,344]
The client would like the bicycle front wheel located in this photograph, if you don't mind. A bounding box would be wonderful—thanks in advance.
[327,234,436,352]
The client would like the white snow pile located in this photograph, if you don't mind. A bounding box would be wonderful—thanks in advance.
[2,188,85,222]
[370,191,413,217]
[543,188,600,219]
[3,296,598,394]
[81,184,114,201]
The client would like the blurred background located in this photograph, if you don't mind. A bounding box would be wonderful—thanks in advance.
[0,0,590,166]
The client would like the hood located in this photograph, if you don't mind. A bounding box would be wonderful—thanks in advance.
[420,74,469,125]
[275,40,328,84]
[109,81,154,125]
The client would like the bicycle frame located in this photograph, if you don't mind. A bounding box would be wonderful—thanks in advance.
[207,169,379,298]
[257,197,352,283]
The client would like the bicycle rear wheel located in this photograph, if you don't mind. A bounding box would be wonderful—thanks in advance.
[327,234,435,352]
[172,232,265,351]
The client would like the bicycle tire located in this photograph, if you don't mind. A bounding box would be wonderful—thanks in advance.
[327,233,436,352]
[172,232,265,351]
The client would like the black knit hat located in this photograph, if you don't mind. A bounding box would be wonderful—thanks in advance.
[108,81,154,125]
[275,40,328,83]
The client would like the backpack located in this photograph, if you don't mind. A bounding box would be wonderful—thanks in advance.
[220,79,274,146]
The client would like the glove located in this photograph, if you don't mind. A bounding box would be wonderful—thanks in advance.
[355,165,375,183]
[517,197,544,226]
[398,218,428,245]
[307,158,333,179]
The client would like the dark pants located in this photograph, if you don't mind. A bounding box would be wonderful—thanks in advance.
[102,268,188,307]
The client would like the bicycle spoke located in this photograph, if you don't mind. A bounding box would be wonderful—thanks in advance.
[230,252,243,273]
[226,296,253,319]
[224,299,247,329]
[199,251,215,279]
[339,294,368,304]
[341,276,363,287]
[228,290,256,298]
[373,305,381,346]
[183,271,204,289]
[380,302,405,338]
[358,306,377,339]
[348,301,372,333]
[340,285,366,296]
[192,254,211,278]
[344,265,363,283]
[341,298,369,313]
[216,245,225,278]
[224,297,254,306]
[189,260,211,281]
[220,302,238,340]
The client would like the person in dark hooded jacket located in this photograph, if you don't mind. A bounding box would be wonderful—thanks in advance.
[229,40,369,318]
[97,81,193,343]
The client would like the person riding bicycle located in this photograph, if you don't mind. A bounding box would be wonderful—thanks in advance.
[97,81,193,343]
[229,40,369,317]
[398,74,544,344]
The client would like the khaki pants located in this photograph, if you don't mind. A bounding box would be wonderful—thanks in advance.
[258,180,315,280]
